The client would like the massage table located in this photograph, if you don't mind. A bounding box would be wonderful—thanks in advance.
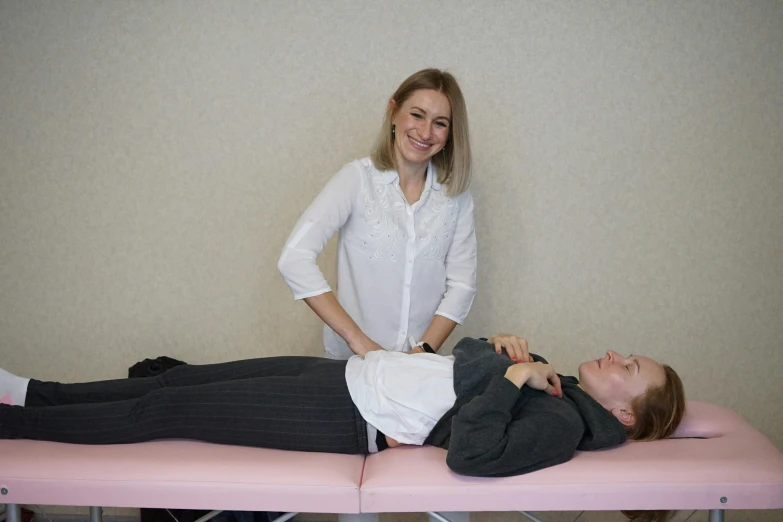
[2,402,782,522]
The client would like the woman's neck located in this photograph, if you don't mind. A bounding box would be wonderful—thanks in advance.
[395,154,428,205]
[397,158,427,179]
[398,172,425,205]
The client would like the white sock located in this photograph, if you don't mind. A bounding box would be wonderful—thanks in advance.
[0,367,30,406]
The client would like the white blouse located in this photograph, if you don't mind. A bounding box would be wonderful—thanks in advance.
[278,157,477,359]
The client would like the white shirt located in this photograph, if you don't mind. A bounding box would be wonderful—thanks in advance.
[278,158,477,359]
[345,350,456,445]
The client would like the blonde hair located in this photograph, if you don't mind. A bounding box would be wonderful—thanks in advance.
[621,365,686,522]
[370,68,472,196]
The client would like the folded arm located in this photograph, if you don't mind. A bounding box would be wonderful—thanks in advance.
[446,367,577,477]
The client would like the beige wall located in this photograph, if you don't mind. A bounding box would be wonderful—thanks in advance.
[1,1,782,521]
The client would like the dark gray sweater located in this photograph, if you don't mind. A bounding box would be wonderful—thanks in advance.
[424,337,627,477]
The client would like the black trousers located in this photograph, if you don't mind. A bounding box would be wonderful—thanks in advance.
[0,356,368,454]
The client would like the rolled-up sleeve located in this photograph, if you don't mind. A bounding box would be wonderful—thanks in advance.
[435,190,477,323]
[278,163,361,300]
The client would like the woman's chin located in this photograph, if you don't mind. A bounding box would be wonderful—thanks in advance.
[577,361,592,382]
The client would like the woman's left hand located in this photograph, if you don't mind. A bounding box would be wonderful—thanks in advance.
[487,334,533,363]
[504,362,562,397]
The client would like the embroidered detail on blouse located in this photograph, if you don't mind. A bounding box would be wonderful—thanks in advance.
[417,191,458,261]
[356,173,407,261]
[354,167,459,263]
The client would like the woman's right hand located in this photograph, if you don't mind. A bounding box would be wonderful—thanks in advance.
[504,362,562,397]
[350,337,386,358]
[303,293,386,358]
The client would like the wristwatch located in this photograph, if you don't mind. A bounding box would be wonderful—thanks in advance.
[409,337,436,354]
[416,341,436,354]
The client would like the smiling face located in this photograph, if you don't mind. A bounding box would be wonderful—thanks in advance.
[390,88,451,173]
[578,350,666,426]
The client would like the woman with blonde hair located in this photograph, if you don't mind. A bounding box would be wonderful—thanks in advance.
[280,69,516,522]
[278,69,531,372]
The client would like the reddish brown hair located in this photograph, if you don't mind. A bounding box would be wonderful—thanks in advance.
[621,365,686,521]
[621,510,676,522]
[626,365,686,441]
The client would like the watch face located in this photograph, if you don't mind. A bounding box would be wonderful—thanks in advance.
[422,343,436,354]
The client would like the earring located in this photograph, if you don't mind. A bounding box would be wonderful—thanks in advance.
[391,124,396,141]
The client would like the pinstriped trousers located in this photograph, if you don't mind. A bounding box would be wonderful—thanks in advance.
[0,356,368,454]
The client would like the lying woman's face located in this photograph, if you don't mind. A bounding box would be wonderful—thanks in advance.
[578,351,666,411]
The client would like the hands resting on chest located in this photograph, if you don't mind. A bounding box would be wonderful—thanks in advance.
[381,334,562,449]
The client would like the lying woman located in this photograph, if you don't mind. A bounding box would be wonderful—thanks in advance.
[0,335,685,478]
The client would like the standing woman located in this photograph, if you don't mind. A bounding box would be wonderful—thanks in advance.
[278,69,477,360]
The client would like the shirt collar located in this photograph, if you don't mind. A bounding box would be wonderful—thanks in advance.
[377,162,443,192]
